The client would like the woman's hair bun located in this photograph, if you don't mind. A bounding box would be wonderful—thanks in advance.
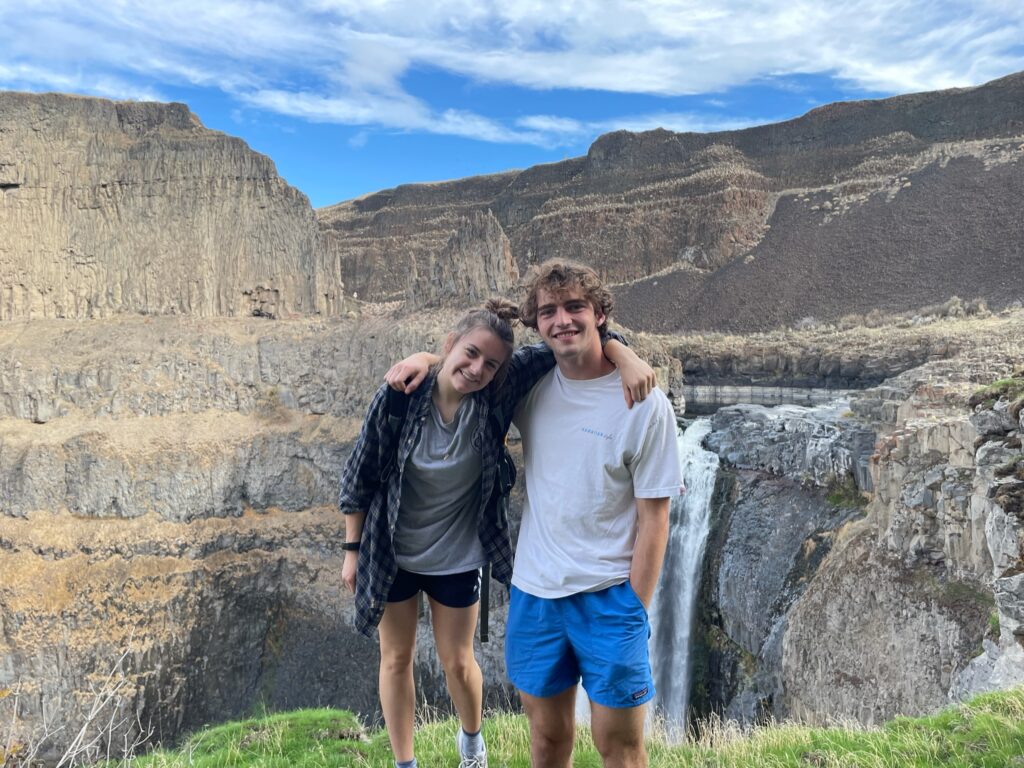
[484,297,519,324]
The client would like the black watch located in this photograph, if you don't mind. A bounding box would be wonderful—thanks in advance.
[342,542,360,552]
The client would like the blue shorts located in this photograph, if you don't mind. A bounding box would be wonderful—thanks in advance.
[505,582,654,709]
[386,567,481,608]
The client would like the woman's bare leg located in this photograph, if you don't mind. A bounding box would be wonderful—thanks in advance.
[378,597,420,762]
[428,597,482,734]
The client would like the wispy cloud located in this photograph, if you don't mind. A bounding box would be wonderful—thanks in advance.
[1,0,1022,147]
[0,61,164,101]
[515,111,763,144]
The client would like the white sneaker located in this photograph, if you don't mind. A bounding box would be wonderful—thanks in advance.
[456,729,487,768]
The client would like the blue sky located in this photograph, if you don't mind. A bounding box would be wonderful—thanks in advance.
[2,1,1022,208]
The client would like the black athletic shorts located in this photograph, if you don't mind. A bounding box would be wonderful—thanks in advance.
[386,567,481,608]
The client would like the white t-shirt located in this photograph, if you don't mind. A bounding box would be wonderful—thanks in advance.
[511,367,683,598]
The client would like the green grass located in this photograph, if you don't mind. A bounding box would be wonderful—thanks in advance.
[825,474,868,510]
[969,374,1024,412]
[989,610,1001,637]
[121,709,372,767]
[107,689,1024,768]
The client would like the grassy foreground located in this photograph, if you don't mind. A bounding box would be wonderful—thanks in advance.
[120,688,1024,768]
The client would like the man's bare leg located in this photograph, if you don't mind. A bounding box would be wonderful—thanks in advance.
[520,686,576,768]
[590,701,647,768]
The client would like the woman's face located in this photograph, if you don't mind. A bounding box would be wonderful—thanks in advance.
[440,327,509,395]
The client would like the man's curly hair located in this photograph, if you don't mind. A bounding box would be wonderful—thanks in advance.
[519,259,613,334]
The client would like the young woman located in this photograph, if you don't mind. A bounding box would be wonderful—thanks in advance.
[337,298,653,768]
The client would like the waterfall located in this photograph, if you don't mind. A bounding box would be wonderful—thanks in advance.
[574,419,719,738]
[648,418,719,738]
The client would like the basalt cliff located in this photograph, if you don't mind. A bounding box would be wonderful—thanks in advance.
[321,71,1024,332]
[0,93,344,320]
[1,73,1023,762]
[692,328,1024,726]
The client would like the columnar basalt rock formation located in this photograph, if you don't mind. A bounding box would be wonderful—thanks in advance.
[0,92,344,320]
[0,312,487,760]
[408,209,518,307]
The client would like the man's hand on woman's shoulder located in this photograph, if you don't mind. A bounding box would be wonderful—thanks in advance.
[384,352,439,393]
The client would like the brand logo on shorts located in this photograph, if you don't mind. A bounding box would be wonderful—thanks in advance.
[631,686,649,701]
[582,427,614,440]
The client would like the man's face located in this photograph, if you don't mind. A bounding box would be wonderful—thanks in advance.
[535,286,605,362]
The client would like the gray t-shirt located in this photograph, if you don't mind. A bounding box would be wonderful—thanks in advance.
[394,395,487,574]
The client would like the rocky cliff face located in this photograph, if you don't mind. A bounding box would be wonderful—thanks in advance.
[0,93,344,320]
[319,72,1024,332]
[693,318,1024,725]
[0,313,471,759]
[408,209,519,308]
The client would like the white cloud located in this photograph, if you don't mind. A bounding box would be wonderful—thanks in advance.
[516,111,762,144]
[1,0,1022,146]
[0,61,163,101]
[241,87,552,144]
[516,115,585,135]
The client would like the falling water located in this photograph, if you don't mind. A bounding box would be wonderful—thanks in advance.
[648,418,719,739]
[574,419,719,738]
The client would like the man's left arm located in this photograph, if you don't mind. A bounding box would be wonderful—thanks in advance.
[629,497,671,608]
[626,391,683,607]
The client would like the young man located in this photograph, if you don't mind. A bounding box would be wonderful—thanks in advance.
[507,259,682,768]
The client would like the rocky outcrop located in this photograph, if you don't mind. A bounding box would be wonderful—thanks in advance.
[0,314,458,426]
[694,331,1024,726]
[0,92,344,319]
[705,401,876,491]
[779,365,1024,720]
[408,210,518,307]
[319,72,1024,332]
[780,531,994,723]
[693,402,873,722]
[0,509,379,763]
[675,330,960,390]
[319,173,517,303]
[0,313,468,758]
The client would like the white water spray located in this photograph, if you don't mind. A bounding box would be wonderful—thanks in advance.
[575,419,719,738]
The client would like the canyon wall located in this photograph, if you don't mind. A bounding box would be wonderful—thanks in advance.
[320,72,1024,332]
[693,320,1024,725]
[0,93,344,320]
[0,314,465,760]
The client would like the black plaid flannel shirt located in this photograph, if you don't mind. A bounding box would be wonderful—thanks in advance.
[338,343,558,637]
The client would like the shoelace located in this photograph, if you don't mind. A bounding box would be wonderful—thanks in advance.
[458,754,487,768]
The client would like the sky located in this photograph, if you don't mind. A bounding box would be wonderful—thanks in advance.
[1,2,1022,208]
